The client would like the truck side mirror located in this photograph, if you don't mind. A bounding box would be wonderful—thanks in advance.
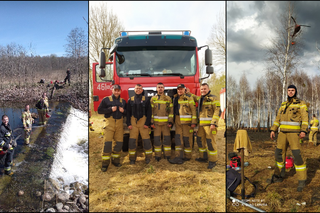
[99,51,106,69]
[205,48,212,66]
[206,66,214,74]
[100,69,106,78]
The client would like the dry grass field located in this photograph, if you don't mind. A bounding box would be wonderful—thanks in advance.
[226,130,320,212]
[89,112,226,212]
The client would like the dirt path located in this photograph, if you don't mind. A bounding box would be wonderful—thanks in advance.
[227,130,320,212]
[89,113,226,212]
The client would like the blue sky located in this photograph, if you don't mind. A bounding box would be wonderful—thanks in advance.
[0,1,88,57]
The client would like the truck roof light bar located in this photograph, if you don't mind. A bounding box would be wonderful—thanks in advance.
[119,30,191,36]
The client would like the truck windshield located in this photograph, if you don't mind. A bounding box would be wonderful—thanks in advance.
[115,47,196,77]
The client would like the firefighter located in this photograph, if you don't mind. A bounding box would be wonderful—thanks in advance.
[98,85,126,172]
[0,115,15,176]
[127,84,153,164]
[36,92,49,125]
[309,114,319,146]
[150,83,174,161]
[169,84,197,164]
[64,69,71,86]
[22,104,34,145]
[186,87,200,105]
[269,85,308,192]
[196,83,220,169]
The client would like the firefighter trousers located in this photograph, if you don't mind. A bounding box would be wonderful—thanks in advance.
[128,116,152,161]
[153,124,171,158]
[38,109,47,125]
[24,128,31,144]
[197,126,218,162]
[174,116,193,159]
[4,147,14,173]
[274,132,307,181]
[308,130,318,145]
[101,118,123,166]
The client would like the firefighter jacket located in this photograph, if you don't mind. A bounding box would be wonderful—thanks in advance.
[270,97,309,133]
[173,93,197,125]
[0,122,13,151]
[310,117,319,131]
[36,97,48,110]
[150,94,173,125]
[98,94,126,119]
[198,91,220,127]
[126,92,152,127]
[22,110,34,128]
[186,91,200,105]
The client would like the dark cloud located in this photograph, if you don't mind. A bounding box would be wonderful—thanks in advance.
[228,1,320,65]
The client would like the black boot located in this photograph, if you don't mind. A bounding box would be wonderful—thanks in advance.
[145,158,151,164]
[169,151,184,164]
[112,162,122,167]
[130,160,135,165]
[207,161,216,169]
[101,165,108,172]
[182,158,191,161]
[266,174,283,184]
[196,152,208,163]
[166,156,171,160]
[155,156,161,162]
[297,180,306,192]
[101,161,109,172]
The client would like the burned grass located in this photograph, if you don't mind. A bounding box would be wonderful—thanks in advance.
[89,113,226,212]
[227,130,320,212]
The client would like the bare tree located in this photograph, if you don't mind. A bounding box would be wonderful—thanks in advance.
[265,2,303,102]
[239,73,250,128]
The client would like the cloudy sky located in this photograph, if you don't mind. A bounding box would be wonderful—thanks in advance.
[90,1,225,75]
[227,1,320,89]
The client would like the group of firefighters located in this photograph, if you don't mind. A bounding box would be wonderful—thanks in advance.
[97,82,221,172]
[0,92,49,176]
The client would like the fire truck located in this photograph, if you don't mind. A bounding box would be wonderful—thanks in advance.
[92,30,214,150]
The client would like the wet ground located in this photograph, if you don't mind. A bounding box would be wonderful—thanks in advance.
[0,102,71,212]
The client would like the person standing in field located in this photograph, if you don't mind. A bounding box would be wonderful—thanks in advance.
[309,114,319,146]
[36,92,49,125]
[64,68,71,86]
[22,104,34,145]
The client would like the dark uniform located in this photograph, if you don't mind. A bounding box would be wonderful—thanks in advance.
[127,91,153,164]
[64,69,71,85]
[98,91,126,171]
[0,121,14,175]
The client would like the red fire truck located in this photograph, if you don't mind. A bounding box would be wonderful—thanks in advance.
[92,30,214,149]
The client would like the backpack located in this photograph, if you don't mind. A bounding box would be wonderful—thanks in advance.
[227,169,257,198]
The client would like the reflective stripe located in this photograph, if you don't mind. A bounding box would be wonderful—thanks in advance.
[164,147,171,151]
[169,114,174,118]
[200,120,211,124]
[176,147,183,151]
[145,150,153,155]
[154,116,169,122]
[280,121,301,126]
[189,129,194,133]
[129,151,136,155]
[276,162,284,169]
[274,122,280,127]
[208,150,217,155]
[199,148,207,152]
[295,164,306,171]
[302,122,308,126]
[151,115,154,118]
[102,156,110,160]
[9,147,13,150]
[203,102,212,105]
[212,131,216,134]
[178,101,189,104]
[154,100,168,104]
[311,127,318,130]
[154,148,162,152]
[0,141,4,146]
[180,115,192,118]
[111,154,120,158]
[192,116,197,119]
[151,104,154,108]
[200,118,212,121]
[189,100,195,105]
[170,104,173,107]
[4,167,11,171]
[279,125,300,130]
[213,101,220,106]
[184,149,192,153]
[213,115,220,120]
[300,105,307,109]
